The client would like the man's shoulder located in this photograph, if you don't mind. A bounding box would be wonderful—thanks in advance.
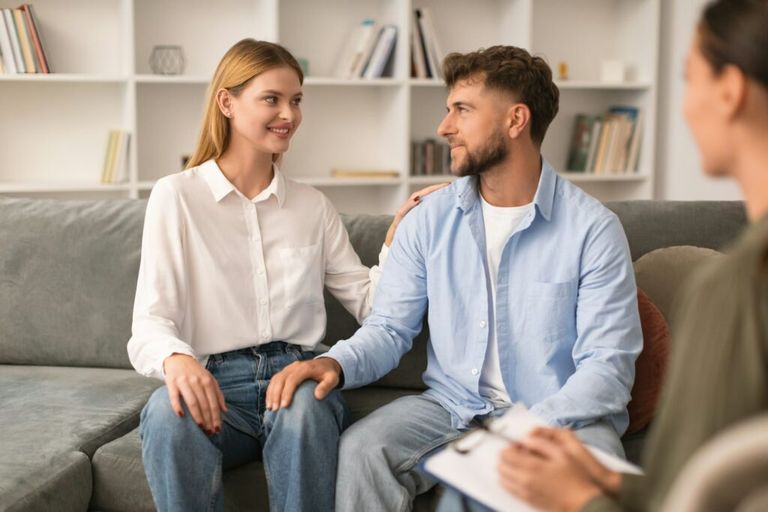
[553,176,617,226]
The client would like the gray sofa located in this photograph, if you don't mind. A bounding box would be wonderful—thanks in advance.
[0,197,748,512]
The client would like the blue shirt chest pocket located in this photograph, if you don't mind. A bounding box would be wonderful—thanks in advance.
[522,279,578,343]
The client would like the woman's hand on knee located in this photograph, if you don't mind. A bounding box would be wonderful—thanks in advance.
[163,353,227,435]
[266,358,342,411]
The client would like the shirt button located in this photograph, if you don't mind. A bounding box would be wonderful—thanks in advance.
[260,298,268,305]
[471,368,479,376]
[479,320,487,328]
[258,268,265,275]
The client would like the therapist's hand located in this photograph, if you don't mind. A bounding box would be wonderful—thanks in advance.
[265,358,342,411]
[385,183,450,246]
[497,427,615,511]
[163,353,227,435]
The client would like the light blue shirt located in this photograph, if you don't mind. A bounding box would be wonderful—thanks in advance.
[325,160,642,433]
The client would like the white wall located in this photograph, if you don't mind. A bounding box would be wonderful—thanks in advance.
[656,0,742,200]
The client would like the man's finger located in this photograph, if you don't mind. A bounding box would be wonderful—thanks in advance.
[279,372,304,409]
[266,372,286,411]
[314,372,338,400]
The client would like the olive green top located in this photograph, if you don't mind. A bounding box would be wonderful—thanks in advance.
[583,217,768,512]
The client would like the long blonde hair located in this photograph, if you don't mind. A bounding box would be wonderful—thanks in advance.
[186,39,304,169]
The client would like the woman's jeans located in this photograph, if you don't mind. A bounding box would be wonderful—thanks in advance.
[139,342,350,512]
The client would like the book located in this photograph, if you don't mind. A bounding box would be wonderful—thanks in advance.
[417,7,445,80]
[21,4,49,73]
[414,9,438,78]
[3,9,25,73]
[565,114,594,172]
[363,25,397,79]
[330,169,399,178]
[423,404,642,512]
[101,131,118,183]
[13,8,36,73]
[334,18,376,79]
[113,132,131,183]
[584,117,603,173]
[0,9,16,74]
[410,10,427,79]
[626,110,644,173]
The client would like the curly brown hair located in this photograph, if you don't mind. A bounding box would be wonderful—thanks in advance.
[442,45,559,145]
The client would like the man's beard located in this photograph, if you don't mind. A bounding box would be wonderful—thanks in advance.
[452,131,508,177]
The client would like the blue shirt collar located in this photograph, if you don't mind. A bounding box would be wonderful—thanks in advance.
[454,158,556,221]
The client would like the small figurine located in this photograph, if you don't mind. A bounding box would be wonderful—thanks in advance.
[558,61,569,81]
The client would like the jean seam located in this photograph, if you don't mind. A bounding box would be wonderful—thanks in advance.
[393,431,463,475]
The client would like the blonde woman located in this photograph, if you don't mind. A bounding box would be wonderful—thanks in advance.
[128,39,441,512]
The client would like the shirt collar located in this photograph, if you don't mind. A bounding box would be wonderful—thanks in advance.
[454,158,556,221]
[200,159,286,207]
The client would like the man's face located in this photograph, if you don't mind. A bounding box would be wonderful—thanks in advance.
[437,77,510,177]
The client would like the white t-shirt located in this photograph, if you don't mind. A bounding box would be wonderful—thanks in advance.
[479,195,533,406]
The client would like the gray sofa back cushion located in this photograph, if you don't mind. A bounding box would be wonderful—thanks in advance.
[0,197,747,380]
[0,198,144,368]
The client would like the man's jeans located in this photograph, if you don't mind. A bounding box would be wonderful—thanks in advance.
[139,342,350,512]
[336,394,624,512]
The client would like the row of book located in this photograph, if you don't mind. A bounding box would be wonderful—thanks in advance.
[411,7,444,79]
[0,4,50,74]
[565,107,644,174]
[101,130,131,184]
[334,18,398,80]
[411,139,451,176]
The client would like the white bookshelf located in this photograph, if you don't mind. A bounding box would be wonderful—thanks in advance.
[0,0,659,213]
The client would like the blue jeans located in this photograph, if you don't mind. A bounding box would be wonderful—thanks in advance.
[336,393,624,512]
[139,342,350,512]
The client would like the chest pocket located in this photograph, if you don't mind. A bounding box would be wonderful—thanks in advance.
[523,280,577,342]
[276,243,324,305]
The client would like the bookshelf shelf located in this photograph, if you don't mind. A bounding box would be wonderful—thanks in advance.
[558,172,650,183]
[304,77,404,87]
[0,0,660,210]
[294,177,403,187]
[409,175,456,185]
[134,75,211,84]
[0,182,131,193]
[0,74,128,83]
[554,81,653,91]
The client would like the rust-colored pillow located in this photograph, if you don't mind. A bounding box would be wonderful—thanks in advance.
[626,288,670,435]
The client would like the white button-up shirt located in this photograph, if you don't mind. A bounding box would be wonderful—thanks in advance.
[128,159,382,379]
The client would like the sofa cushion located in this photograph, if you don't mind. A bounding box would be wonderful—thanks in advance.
[626,288,670,435]
[634,245,722,325]
[0,451,92,512]
[605,201,745,260]
[0,365,160,459]
[0,198,146,368]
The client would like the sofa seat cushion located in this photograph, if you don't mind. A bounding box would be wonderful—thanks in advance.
[0,451,91,512]
[0,365,160,459]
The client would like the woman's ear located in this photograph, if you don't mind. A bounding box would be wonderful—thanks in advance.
[216,88,233,118]
[718,64,748,119]
[507,103,531,140]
